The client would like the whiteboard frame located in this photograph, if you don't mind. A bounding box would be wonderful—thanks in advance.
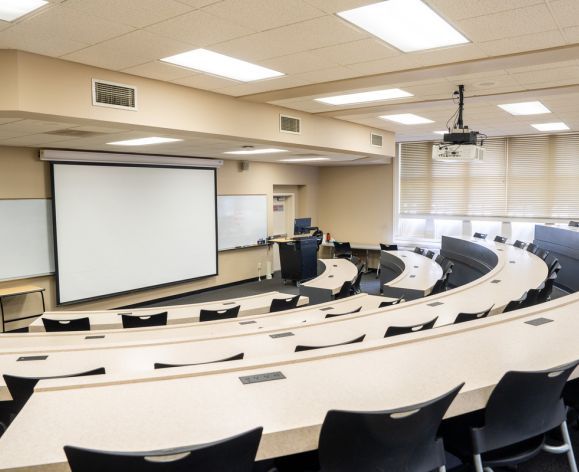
[217,194,269,252]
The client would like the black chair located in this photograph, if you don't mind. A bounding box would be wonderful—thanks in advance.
[334,281,353,300]
[199,306,240,322]
[430,278,448,295]
[384,317,437,338]
[513,240,527,249]
[549,261,562,279]
[435,254,446,265]
[121,312,167,329]
[473,232,487,239]
[65,427,263,472]
[333,242,352,259]
[441,260,454,276]
[502,295,525,313]
[318,384,463,472]
[425,250,436,259]
[154,353,244,370]
[379,295,405,308]
[380,243,398,251]
[295,335,365,352]
[269,295,300,313]
[0,368,105,429]
[519,288,542,309]
[535,248,550,261]
[42,317,90,332]
[442,362,579,472]
[351,270,364,295]
[526,242,539,254]
[414,247,425,255]
[569,220,579,227]
[453,305,494,324]
[494,235,507,243]
[325,307,362,318]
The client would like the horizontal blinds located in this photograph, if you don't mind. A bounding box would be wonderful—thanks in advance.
[400,134,579,219]
[400,139,506,216]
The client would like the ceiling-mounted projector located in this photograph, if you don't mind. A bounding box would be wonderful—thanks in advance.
[432,85,487,162]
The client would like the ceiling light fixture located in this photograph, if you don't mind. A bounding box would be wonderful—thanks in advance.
[379,113,434,125]
[338,0,469,53]
[224,148,288,155]
[531,122,570,132]
[498,101,551,116]
[161,49,284,82]
[0,0,47,22]
[279,157,330,162]
[107,137,183,146]
[315,88,413,106]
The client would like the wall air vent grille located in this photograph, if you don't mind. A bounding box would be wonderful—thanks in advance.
[371,133,383,147]
[92,79,137,110]
[280,114,301,134]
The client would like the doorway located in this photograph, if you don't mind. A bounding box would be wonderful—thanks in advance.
[272,193,295,272]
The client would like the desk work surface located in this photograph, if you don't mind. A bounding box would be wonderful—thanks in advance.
[32,291,308,332]
[381,250,443,297]
[0,238,547,397]
[0,290,578,471]
[300,259,358,293]
[0,285,45,298]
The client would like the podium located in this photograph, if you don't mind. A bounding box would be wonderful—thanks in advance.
[277,237,318,283]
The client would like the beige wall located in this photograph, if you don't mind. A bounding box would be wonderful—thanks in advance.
[0,146,319,313]
[317,164,394,244]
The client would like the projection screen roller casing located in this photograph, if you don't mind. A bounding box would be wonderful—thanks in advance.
[52,163,217,304]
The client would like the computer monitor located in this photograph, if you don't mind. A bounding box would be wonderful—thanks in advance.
[294,217,312,235]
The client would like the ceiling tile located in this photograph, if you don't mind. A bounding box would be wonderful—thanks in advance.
[174,0,222,7]
[563,26,579,43]
[122,61,195,81]
[511,65,579,86]
[457,4,558,42]
[63,0,193,28]
[216,76,308,96]
[172,73,239,90]
[260,51,339,75]
[0,28,87,57]
[426,0,545,21]
[310,38,399,65]
[294,66,361,84]
[346,55,423,75]
[63,43,151,70]
[303,0,377,14]
[203,0,324,32]
[145,10,254,46]
[477,30,566,56]
[549,0,579,29]
[411,43,488,67]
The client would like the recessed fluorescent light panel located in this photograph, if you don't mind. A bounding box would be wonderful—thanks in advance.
[315,88,413,106]
[280,157,330,162]
[161,49,284,82]
[338,0,469,52]
[380,114,434,125]
[531,122,570,132]
[0,0,47,21]
[498,101,551,116]
[224,149,288,155]
[107,137,183,146]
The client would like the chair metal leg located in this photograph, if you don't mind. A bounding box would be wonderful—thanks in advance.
[438,466,446,472]
[473,454,484,472]
[562,421,578,472]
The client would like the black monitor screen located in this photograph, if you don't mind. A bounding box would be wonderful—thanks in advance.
[294,218,312,235]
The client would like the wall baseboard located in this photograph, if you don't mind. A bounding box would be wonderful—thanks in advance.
[117,276,262,309]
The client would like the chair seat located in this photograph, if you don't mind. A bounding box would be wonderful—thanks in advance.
[479,435,545,467]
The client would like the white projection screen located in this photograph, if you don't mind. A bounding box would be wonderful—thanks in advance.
[52,163,217,304]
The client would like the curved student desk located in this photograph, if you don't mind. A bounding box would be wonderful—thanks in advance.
[30,291,309,332]
[0,289,576,470]
[534,224,579,292]
[380,250,443,300]
[299,259,358,304]
[0,238,547,399]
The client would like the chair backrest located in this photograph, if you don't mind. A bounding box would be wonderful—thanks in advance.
[42,317,90,332]
[379,295,405,308]
[413,247,425,255]
[502,297,524,313]
[333,242,352,259]
[64,427,263,472]
[549,261,562,278]
[334,281,353,300]
[429,278,447,295]
[325,307,362,319]
[295,335,365,352]
[3,368,105,419]
[352,270,364,292]
[380,243,398,251]
[384,317,437,338]
[526,242,538,254]
[538,273,557,303]
[569,220,579,227]
[154,353,244,370]
[519,288,541,308]
[199,306,240,323]
[470,363,578,455]
[453,305,494,324]
[121,312,167,329]
[534,248,550,260]
[269,295,300,313]
[513,240,527,249]
[435,254,445,265]
[441,260,454,276]
[425,250,435,259]
[473,232,487,239]
[494,235,507,243]
[318,384,463,472]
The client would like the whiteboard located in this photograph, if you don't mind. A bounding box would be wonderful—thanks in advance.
[218,195,268,250]
[0,199,54,281]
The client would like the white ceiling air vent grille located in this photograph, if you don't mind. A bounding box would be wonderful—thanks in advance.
[371,133,383,147]
[92,79,137,111]
[280,114,301,134]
